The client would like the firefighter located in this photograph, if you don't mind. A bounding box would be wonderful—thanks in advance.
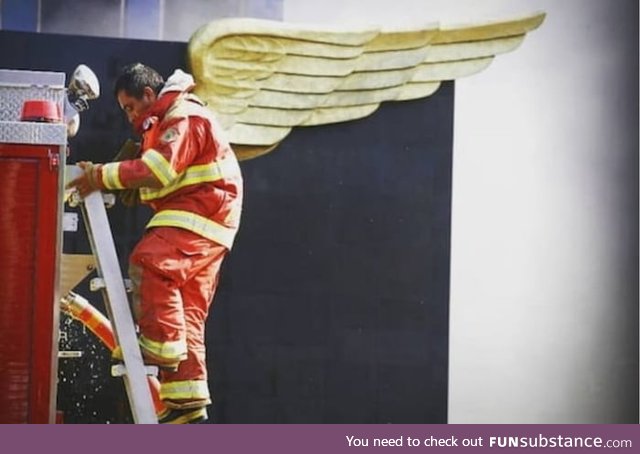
[66,63,243,424]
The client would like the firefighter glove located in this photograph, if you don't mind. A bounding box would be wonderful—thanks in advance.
[65,161,102,198]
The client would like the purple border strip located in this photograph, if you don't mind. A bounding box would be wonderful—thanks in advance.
[0,424,638,454]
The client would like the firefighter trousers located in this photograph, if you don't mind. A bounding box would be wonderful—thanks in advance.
[129,226,227,409]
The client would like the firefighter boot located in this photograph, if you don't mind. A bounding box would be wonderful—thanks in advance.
[157,406,208,424]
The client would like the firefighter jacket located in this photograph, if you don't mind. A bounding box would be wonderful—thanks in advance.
[97,83,243,250]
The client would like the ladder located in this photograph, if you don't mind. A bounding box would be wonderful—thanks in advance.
[66,165,158,424]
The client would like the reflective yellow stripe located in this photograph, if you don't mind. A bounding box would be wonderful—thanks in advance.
[141,149,177,186]
[147,210,237,249]
[140,157,241,202]
[139,335,187,360]
[101,162,124,190]
[140,163,219,201]
[160,380,210,400]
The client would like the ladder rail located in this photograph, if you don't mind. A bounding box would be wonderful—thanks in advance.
[68,165,157,424]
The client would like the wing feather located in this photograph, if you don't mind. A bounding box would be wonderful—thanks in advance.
[188,11,546,156]
[411,57,494,82]
[364,26,439,51]
[302,104,381,126]
[433,12,546,44]
[424,35,525,63]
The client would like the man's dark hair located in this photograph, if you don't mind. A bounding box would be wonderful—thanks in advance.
[114,63,164,99]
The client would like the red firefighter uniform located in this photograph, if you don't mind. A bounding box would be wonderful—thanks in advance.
[94,75,242,410]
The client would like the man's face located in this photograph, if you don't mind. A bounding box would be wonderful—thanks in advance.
[117,86,157,125]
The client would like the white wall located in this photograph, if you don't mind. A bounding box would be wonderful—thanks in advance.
[285,0,638,423]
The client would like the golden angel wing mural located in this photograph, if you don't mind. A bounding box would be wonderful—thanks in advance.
[188,12,546,161]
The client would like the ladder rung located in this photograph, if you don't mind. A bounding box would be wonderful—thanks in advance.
[90,277,133,292]
[111,363,159,377]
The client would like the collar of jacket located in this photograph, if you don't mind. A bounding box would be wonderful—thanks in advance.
[133,90,182,134]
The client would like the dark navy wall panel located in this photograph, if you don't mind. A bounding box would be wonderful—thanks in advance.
[211,86,454,423]
[0,30,453,423]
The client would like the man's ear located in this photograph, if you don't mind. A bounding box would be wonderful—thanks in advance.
[143,86,157,101]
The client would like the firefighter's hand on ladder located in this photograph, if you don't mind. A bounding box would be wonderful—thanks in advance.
[65,161,102,198]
